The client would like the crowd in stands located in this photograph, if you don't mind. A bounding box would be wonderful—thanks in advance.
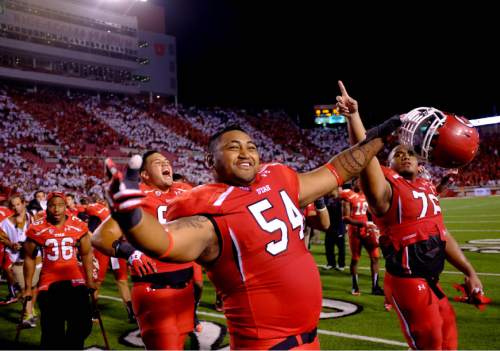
[1,85,498,200]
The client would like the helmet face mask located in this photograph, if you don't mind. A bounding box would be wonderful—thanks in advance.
[399,107,480,168]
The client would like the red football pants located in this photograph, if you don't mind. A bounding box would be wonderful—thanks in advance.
[131,281,195,350]
[384,272,458,350]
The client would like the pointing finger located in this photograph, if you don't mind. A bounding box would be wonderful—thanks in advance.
[338,80,350,98]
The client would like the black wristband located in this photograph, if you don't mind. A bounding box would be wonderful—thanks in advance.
[112,208,143,233]
[363,114,402,144]
[112,240,135,259]
[314,197,326,210]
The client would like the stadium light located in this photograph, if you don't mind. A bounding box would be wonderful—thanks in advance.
[469,116,500,127]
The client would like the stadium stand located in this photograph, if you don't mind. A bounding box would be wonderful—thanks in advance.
[1,85,498,201]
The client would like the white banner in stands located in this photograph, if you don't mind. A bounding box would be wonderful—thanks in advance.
[474,188,491,196]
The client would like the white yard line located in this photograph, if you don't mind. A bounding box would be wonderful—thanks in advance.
[99,295,408,347]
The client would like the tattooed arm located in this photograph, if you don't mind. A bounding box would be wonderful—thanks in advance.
[93,211,219,265]
[298,138,385,207]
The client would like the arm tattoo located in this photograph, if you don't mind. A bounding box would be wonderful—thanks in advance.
[338,148,367,174]
[170,215,209,231]
[331,139,382,181]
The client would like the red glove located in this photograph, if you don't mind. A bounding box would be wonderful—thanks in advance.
[128,250,157,277]
[453,283,491,311]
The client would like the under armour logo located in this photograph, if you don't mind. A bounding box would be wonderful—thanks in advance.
[417,284,426,291]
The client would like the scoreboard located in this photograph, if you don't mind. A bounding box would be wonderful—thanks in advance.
[314,104,346,125]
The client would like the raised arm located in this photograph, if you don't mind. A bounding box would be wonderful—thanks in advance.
[298,104,402,208]
[335,81,392,216]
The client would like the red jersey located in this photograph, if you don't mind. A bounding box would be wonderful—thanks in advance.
[303,203,315,217]
[138,182,193,275]
[166,163,322,340]
[340,189,368,221]
[373,166,446,250]
[26,215,89,291]
[66,204,85,217]
[85,203,110,222]
[374,166,447,277]
[0,206,13,221]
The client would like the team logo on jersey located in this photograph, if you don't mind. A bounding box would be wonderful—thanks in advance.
[256,185,271,195]
[461,239,500,254]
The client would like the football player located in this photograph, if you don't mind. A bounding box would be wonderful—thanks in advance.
[92,151,196,350]
[23,192,96,349]
[340,180,383,295]
[96,118,402,350]
[336,80,483,350]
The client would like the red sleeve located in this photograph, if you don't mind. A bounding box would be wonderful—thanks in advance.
[68,217,89,240]
[340,189,351,200]
[26,225,44,246]
[176,182,193,191]
[79,222,89,238]
[75,220,89,239]
[166,185,226,220]
[303,203,315,217]
[75,205,86,212]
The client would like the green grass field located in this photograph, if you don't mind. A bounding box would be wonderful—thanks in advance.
[1,196,499,350]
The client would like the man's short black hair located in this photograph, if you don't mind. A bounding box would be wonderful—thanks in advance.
[33,190,45,197]
[208,125,247,152]
[65,193,75,200]
[140,150,161,172]
[172,173,184,182]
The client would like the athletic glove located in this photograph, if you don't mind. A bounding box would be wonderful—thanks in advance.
[105,155,146,231]
[128,251,157,277]
[453,283,491,311]
[113,240,157,277]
